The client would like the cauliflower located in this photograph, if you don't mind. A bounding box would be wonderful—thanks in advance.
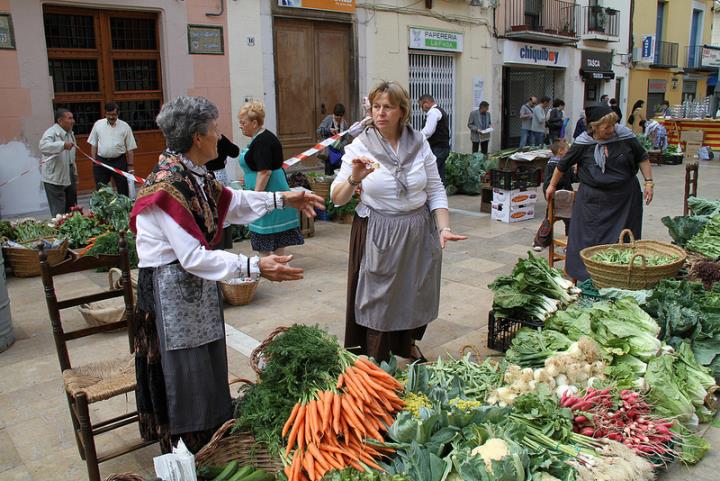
[470,438,509,473]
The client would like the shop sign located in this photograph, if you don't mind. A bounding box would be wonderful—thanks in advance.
[187,25,224,55]
[701,46,720,68]
[277,0,355,14]
[503,41,568,68]
[640,35,655,62]
[409,28,463,52]
[581,51,612,71]
[648,79,667,93]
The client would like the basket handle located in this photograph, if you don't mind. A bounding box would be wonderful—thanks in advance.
[459,344,482,359]
[617,229,636,246]
[626,253,647,286]
[194,418,237,466]
[250,326,289,377]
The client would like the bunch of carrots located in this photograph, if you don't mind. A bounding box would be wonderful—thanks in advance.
[281,355,404,481]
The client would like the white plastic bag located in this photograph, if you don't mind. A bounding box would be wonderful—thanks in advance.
[153,438,197,481]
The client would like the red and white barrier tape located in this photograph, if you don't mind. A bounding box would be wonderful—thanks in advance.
[74,145,146,184]
[282,132,344,169]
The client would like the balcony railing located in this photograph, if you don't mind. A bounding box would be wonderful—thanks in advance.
[685,45,719,71]
[580,5,620,39]
[652,41,679,68]
[503,0,578,43]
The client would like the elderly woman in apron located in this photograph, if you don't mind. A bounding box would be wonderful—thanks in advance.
[330,81,467,363]
[546,105,654,281]
[237,100,303,256]
[130,96,323,453]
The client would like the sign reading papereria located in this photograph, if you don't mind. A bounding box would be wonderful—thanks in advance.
[409,27,464,53]
[503,42,569,68]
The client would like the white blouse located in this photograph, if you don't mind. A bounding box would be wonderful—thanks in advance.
[330,134,449,215]
[135,188,279,281]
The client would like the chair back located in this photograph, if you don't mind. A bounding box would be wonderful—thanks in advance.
[550,190,575,220]
[38,232,134,373]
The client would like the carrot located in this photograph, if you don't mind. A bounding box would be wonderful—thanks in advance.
[355,358,403,390]
[291,448,304,481]
[336,373,345,390]
[319,443,347,456]
[286,404,306,456]
[297,418,306,452]
[308,398,321,442]
[342,417,351,445]
[332,392,342,434]
[322,390,333,434]
[344,367,372,404]
[343,394,365,421]
[304,449,316,481]
[283,403,302,438]
[308,443,332,473]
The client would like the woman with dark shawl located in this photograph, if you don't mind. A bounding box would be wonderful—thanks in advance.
[330,81,467,363]
[546,105,654,281]
[130,96,323,453]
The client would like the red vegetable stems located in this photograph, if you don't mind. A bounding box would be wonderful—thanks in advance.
[562,388,677,462]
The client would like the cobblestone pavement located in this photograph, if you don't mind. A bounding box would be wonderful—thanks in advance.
[1,162,718,480]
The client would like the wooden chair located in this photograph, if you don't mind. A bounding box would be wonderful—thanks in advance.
[38,233,154,481]
[684,161,699,216]
[548,190,576,269]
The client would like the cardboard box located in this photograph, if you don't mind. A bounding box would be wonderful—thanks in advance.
[492,187,539,206]
[685,141,702,160]
[491,202,536,223]
[681,130,704,143]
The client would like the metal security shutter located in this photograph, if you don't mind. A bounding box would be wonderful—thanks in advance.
[504,68,556,146]
[409,53,456,148]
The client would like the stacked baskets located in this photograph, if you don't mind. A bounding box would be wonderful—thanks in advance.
[580,229,687,290]
[1,238,68,278]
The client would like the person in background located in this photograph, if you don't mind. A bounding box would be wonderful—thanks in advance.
[40,108,78,216]
[206,134,241,249]
[530,96,550,146]
[600,94,609,105]
[130,95,324,453]
[641,119,668,151]
[238,101,304,257]
[331,81,467,363]
[573,111,587,139]
[419,93,451,182]
[518,96,537,148]
[87,102,137,196]
[317,103,350,175]
[532,139,573,251]
[609,98,623,123]
[546,105,653,281]
[628,100,646,134]
[468,101,491,155]
[547,99,565,143]
[660,100,671,118]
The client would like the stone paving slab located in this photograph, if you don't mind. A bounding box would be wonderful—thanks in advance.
[0,162,718,480]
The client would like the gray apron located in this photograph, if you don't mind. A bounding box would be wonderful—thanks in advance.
[153,264,231,434]
[355,205,442,332]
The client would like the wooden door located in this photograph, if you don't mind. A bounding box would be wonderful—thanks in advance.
[274,18,351,157]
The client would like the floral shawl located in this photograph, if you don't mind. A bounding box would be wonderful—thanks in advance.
[130,152,232,249]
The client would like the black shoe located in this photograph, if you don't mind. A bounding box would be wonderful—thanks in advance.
[409,344,428,364]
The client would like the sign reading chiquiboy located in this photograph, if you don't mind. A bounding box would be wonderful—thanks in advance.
[503,42,568,68]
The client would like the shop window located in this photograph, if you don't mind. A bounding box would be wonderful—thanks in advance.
[49,59,99,93]
[53,102,101,135]
[116,99,161,131]
[683,80,697,102]
[44,13,95,49]
[113,60,159,91]
[110,17,157,50]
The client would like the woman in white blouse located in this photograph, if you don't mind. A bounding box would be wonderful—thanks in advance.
[129,95,323,453]
[331,81,467,363]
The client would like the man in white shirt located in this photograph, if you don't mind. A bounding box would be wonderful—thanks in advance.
[39,108,77,216]
[87,102,137,196]
[419,94,450,182]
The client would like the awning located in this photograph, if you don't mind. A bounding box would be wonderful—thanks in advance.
[580,70,615,80]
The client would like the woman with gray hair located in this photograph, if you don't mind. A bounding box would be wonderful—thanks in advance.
[130,96,324,453]
[331,81,467,363]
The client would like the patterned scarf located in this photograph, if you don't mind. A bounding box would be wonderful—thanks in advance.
[573,124,636,173]
[130,152,232,249]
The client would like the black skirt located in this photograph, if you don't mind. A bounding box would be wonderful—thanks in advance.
[565,179,643,280]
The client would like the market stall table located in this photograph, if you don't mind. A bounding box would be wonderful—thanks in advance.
[657,118,720,150]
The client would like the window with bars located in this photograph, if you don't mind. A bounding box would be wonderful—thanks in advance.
[117,100,161,131]
[44,13,95,49]
[408,53,456,147]
[111,17,157,50]
[114,60,159,91]
[53,102,101,135]
[49,59,99,93]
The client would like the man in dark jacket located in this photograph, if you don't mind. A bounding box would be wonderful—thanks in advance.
[419,93,450,182]
[609,98,623,123]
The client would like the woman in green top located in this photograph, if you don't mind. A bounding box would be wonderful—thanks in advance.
[238,101,303,255]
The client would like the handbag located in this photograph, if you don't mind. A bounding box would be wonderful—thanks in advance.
[327,146,343,168]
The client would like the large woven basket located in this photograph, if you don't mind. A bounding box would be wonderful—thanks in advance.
[580,229,687,290]
[78,268,137,327]
[2,238,68,278]
[220,279,259,306]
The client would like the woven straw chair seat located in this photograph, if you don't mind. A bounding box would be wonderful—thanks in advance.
[554,235,568,248]
[62,355,136,403]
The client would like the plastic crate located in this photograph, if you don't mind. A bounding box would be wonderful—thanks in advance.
[490,167,541,191]
[487,310,543,352]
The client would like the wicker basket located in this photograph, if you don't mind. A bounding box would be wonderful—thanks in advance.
[78,268,138,327]
[2,238,68,278]
[220,279,259,306]
[104,474,144,481]
[580,229,687,290]
[310,179,332,200]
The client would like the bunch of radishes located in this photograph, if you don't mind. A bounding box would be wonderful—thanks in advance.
[562,388,677,462]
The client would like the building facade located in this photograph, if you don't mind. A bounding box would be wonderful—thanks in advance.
[628,0,715,118]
